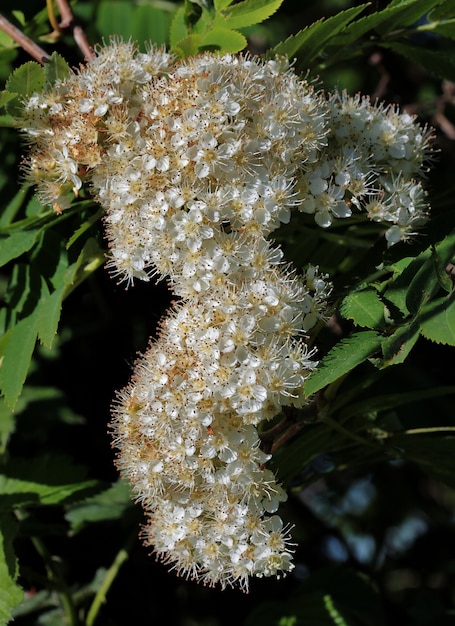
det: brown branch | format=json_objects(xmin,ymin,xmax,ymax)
[
  {"xmin": 0, "ymin": 13, "xmax": 50, "ymax": 64},
  {"xmin": 54, "ymin": 0, "xmax": 95, "ymax": 61},
  {"xmin": 54, "ymin": 0, "xmax": 74, "ymax": 29},
  {"xmin": 259, "ymin": 400, "xmax": 320, "ymax": 455}
]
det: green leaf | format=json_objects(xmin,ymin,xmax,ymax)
[
  {"xmin": 387, "ymin": 435, "xmax": 455, "ymax": 486},
  {"xmin": 0, "ymin": 456, "xmax": 104, "ymax": 508},
  {"xmin": 304, "ymin": 331, "xmax": 382, "ymax": 396},
  {"xmin": 200, "ymin": 27, "xmax": 247, "ymax": 52},
  {"xmin": 419, "ymin": 293, "xmax": 455, "ymax": 345},
  {"xmin": 381, "ymin": 42, "xmax": 455, "ymax": 82},
  {"xmin": 44, "ymin": 52, "xmax": 71, "ymax": 86},
  {"xmin": 0, "ymin": 311, "xmax": 39, "ymax": 410},
  {"xmin": 214, "ymin": 0, "xmax": 235, "ymax": 9},
  {"xmin": 173, "ymin": 34, "xmax": 203, "ymax": 57},
  {"xmin": 375, "ymin": 0, "xmax": 443, "ymax": 32},
  {"xmin": 170, "ymin": 6, "xmax": 188, "ymax": 49},
  {"xmin": 5, "ymin": 61, "xmax": 45, "ymax": 96},
  {"xmin": 340, "ymin": 287, "xmax": 385, "ymax": 329},
  {"xmin": 339, "ymin": 386, "xmax": 455, "ymax": 420},
  {"xmin": 0, "ymin": 228, "xmax": 42, "ymax": 268},
  {"xmin": 65, "ymin": 480, "xmax": 133, "ymax": 533},
  {"xmin": 406, "ymin": 233, "xmax": 455, "ymax": 314},
  {"xmin": 0, "ymin": 514, "xmax": 23, "ymax": 624},
  {"xmin": 218, "ymin": 0, "xmax": 283, "ymax": 30},
  {"xmin": 5, "ymin": 62, "xmax": 45, "ymax": 116},
  {"xmin": 95, "ymin": 0, "xmax": 134, "ymax": 39},
  {"xmin": 271, "ymin": 5, "xmax": 367, "ymax": 65},
  {"xmin": 428, "ymin": 0, "xmax": 455, "ymax": 20},
  {"xmin": 0, "ymin": 90, "xmax": 16, "ymax": 109},
  {"xmin": 131, "ymin": 5, "xmax": 174, "ymax": 47},
  {"xmin": 380, "ymin": 319, "xmax": 421, "ymax": 366},
  {"xmin": 0, "ymin": 397, "xmax": 16, "ymax": 455}
]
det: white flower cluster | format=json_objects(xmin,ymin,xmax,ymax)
[{"xmin": 19, "ymin": 41, "xmax": 431, "ymax": 589}]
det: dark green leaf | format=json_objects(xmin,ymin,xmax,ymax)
[
  {"xmin": 375, "ymin": 0, "xmax": 443, "ymax": 33},
  {"xmin": 0, "ymin": 514, "xmax": 23, "ymax": 624},
  {"xmin": 428, "ymin": 0, "xmax": 455, "ymax": 20},
  {"xmin": 271, "ymin": 5, "xmax": 368, "ymax": 65},
  {"xmin": 381, "ymin": 42, "xmax": 455, "ymax": 82},
  {"xmin": 44, "ymin": 52, "xmax": 71, "ymax": 87},
  {"xmin": 65, "ymin": 480, "xmax": 133, "ymax": 533},
  {"xmin": 304, "ymin": 331, "xmax": 382, "ymax": 396},
  {"xmin": 0, "ymin": 228, "xmax": 42, "ymax": 268},
  {"xmin": 0, "ymin": 456, "xmax": 105, "ymax": 508},
  {"xmin": 387, "ymin": 435, "xmax": 455, "ymax": 486},
  {"xmin": 339, "ymin": 386, "xmax": 455, "ymax": 420},
  {"xmin": 0, "ymin": 311, "xmax": 39, "ymax": 410}
]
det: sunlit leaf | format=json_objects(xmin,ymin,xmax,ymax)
[
  {"xmin": 200, "ymin": 27, "xmax": 247, "ymax": 52},
  {"xmin": 218, "ymin": 0, "xmax": 283, "ymax": 30},
  {"xmin": 65, "ymin": 480, "xmax": 133, "ymax": 533},
  {"xmin": 304, "ymin": 331, "xmax": 382, "ymax": 397},
  {"xmin": 340, "ymin": 287, "xmax": 385, "ymax": 329},
  {"xmin": 271, "ymin": 5, "xmax": 367, "ymax": 65},
  {"xmin": 419, "ymin": 293, "xmax": 455, "ymax": 345}
]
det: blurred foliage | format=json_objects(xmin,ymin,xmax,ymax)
[{"xmin": 0, "ymin": 0, "xmax": 454, "ymax": 625}]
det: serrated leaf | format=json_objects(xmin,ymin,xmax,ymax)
[
  {"xmin": 381, "ymin": 319, "xmax": 421, "ymax": 366},
  {"xmin": 0, "ymin": 514, "xmax": 23, "ymax": 624},
  {"xmin": 341, "ymin": 287, "xmax": 385, "ymax": 329},
  {"xmin": 0, "ymin": 90, "xmax": 16, "ymax": 109},
  {"xmin": 375, "ymin": 0, "xmax": 443, "ymax": 33},
  {"xmin": 170, "ymin": 6, "xmax": 188, "ymax": 48},
  {"xmin": 271, "ymin": 5, "xmax": 367, "ymax": 65},
  {"xmin": 406, "ymin": 232, "xmax": 455, "ymax": 314},
  {"xmin": 0, "ymin": 311, "xmax": 39, "ymax": 410},
  {"xmin": 218, "ymin": 0, "xmax": 283, "ymax": 30},
  {"xmin": 0, "ymin": 229, "xmax": 43, "ymax": 268},
  {"xmin": 0, "ymin": 456, "xmax": 104, "ymax": 508},
  {"xmin": 173, "ymin": 34, "xmax": 203, "ymax": 57},
  {"xmin": 339, "ymin": 386, "xmax": 455, "ymax": 420},
  {"xmin": 419, "ymin": 293, "xmax": 455, "ymax": 345},
  {"xmin": 381, "ymin": 41, "xmax": 455, "ymax": 81},
  {"xmin": 387, "ymin": 435, "xmax": 455, "ymax": 487},
  {"xmin": 304, "ymin": 331, "xmax": 382, "ymax": 397},
  {"xmin": 428, "ymin": 0, "xmax": 455, "ymax": 20},
  {"xmin": 214, "ymin": 0, "xmax": 235, "ymax": 9},
  {"xmin": 201, "ymin": 27, "xmax": 247, "ymax": 52},
  {"xmin": 5, "ymin": 61, "xmax": 45, "ymax": 96},
  {"xmin": 5, "ymin": 62, "xmax": 45, "ymax": 116},
  {"xmin": 0, "ymin": 397, "xmax": 16, "ymax": 454},
  {"xmin": 65, "ymin": 480, "xmax": 133, "ymax": 533},
  {"xmin": 44, "ymin": 52, "xmax": 71, "ymax": 86}
]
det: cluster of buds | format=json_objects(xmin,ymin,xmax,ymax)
[{"xmin": 19, "ymin": 41, "xmax": 431, "ymax": 589}]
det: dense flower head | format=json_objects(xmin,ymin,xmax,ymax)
[{"xmin": 19, "ymin": 40, "xmax": 432, "ymax": 589}]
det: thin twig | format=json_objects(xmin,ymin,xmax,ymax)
[
  {"xmin": 85, "ymin": 533, "xmax": 136, "ymax": 626},
  {"xmin": 0, "ymin": 13, "xmax": 50, "ymax": 64},
  {"xmin": 54, "ymin": 0, "xmax": 95, "ymax": 61}
]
